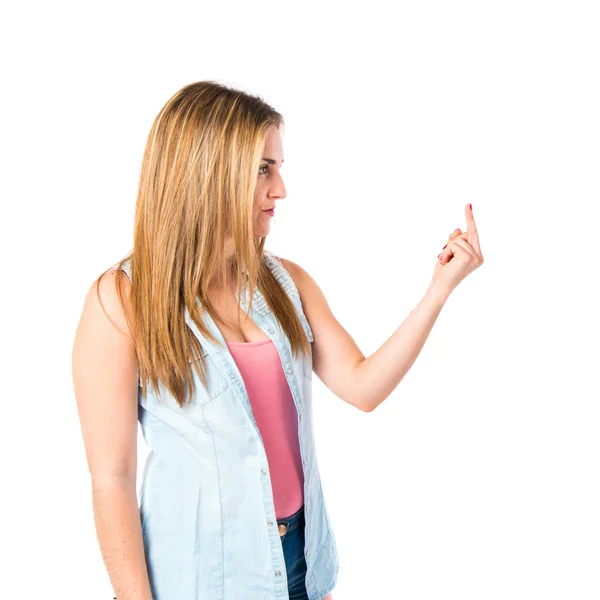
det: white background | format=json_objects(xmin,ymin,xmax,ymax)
[{"xmin": 2, "ymin": 1, "xmax": 599, "ymax": 598}]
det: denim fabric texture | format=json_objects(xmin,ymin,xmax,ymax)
[
  {"xmin": 279, "ymin": 505, "xmax": 310, "ymax": 600},
  {"xmin": 117, "ymin": 251, "xmax": 340, "ymax": 600}
]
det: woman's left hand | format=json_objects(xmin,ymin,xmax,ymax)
[{"xmin": 429, "ymin": 203, "xmax": 484, "ymax": 295}]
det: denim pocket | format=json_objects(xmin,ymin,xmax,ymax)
[{"xmin": 188, "ymin": 348, "xmax": 230, "ymax": 406}]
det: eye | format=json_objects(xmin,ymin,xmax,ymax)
[{"xmin": 259, "ymin": 164, "xmax": 269, "ymax": 175}]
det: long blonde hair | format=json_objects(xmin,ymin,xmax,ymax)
[{"xmin": 95, "ymin": 80, "xmax": 311, "ymax": 409}]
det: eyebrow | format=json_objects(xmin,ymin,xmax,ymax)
[{"xmin": 261, "ymin": 157, "xmax": 284, "ymax": 165}]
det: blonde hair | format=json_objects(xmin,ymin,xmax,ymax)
[{"xmin": 94, "ymin": 80, "xmax": 310, "ymax": 408}]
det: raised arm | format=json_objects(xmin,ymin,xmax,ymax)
[
  {"xmin": 72, "ymin": 268, "xmax": 152, "ymax": 600},
  {"xmin": 281, "ymin": 205, "xmax": 483, "ymax": 413},
  {"xmin": 281, "ymin": 258, "xmax": 450, "ymax": 413}
]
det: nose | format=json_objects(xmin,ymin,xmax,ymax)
[{"xmin": 269, "ymin": 171, "xmax": 286, "ymax": 200}]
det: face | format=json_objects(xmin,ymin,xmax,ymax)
[
  {"xmin": 253, "ymin": 125, "xmax": 286, "ymax": 237},
  {"xmin": 216, "ymin": 125, "xmax": 286, "ymax": 285}
]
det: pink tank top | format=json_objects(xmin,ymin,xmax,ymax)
[{"xmin": 226, "ymin": 338, "xmax": 304, "ymax": 519}]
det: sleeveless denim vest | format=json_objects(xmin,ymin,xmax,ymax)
[{"xmin": 118, "ymin": 251, "xmax": 340, "ymax": 600}]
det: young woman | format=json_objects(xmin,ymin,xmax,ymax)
[{"xmin": 72, "ymin": 81, "xmax": 483, "ymax": 600}]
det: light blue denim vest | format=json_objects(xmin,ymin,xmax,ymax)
[{"xmin": 119, "ymin": 250, "xmax": 340, "ymax": 600}]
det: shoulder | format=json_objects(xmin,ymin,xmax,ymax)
[
  {"xmin": 269, "ymin": 254, "xmax": 317, "ymax": 306},
  {"xmin": 277, "ymin": 257, "xmax": 306, "ymax": 287},
  {"xmin": 83, "ymin": 267, "xmax": 135, "ymax": 343},
  {"xmin": 265, "ymin": 250, "xmax": 304, "ymax": 286}
]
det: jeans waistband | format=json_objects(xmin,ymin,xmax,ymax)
[{"xmin": 276, "ymin": 505, "xmax": 304, "ymax": 537}]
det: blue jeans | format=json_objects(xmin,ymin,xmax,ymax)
[{"xmin": 278, "ymin": 505, "xmax": 309, "ymax": 600}]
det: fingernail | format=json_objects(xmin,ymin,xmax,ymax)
[
  {"xmin": 469, "ymin": 203, "xmax": 472, "ymax": 210},
  {"xmin": 442, "ymin": 244, "xmax": 447, "ymax": 249},
  {"xmin": 438, "ymin": 253, "xmax": 442, "ymax": 259}
]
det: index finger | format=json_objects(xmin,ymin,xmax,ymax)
[{"xmin": 465, "ymin": 203, "xmax": 481, "ymax": 255}]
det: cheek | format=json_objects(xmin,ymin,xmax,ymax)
[{"xmin": 253, "ymin": 187, "xmax": 266, "ymax": 211}]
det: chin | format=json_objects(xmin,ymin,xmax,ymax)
[{"xmin": 254, "ymin": 226, "xmax": 270, "ymax": 237}]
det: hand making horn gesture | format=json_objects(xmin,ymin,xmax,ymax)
[{"xmin": 430, "ymin": 203, "xmax": 484, "ymax": 295}]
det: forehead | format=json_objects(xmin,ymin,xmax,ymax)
[{"xmin": 263, "ymin": 126, "xmax": 284, "ymax": 154}]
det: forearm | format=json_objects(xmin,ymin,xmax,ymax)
[
  {"xmin": 356, "ymin": 281, "xmax": 451, "ymax": 412},
  {"xmin": 92, "ymin": 477, "xmax": 153, "ymax": 600}
]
